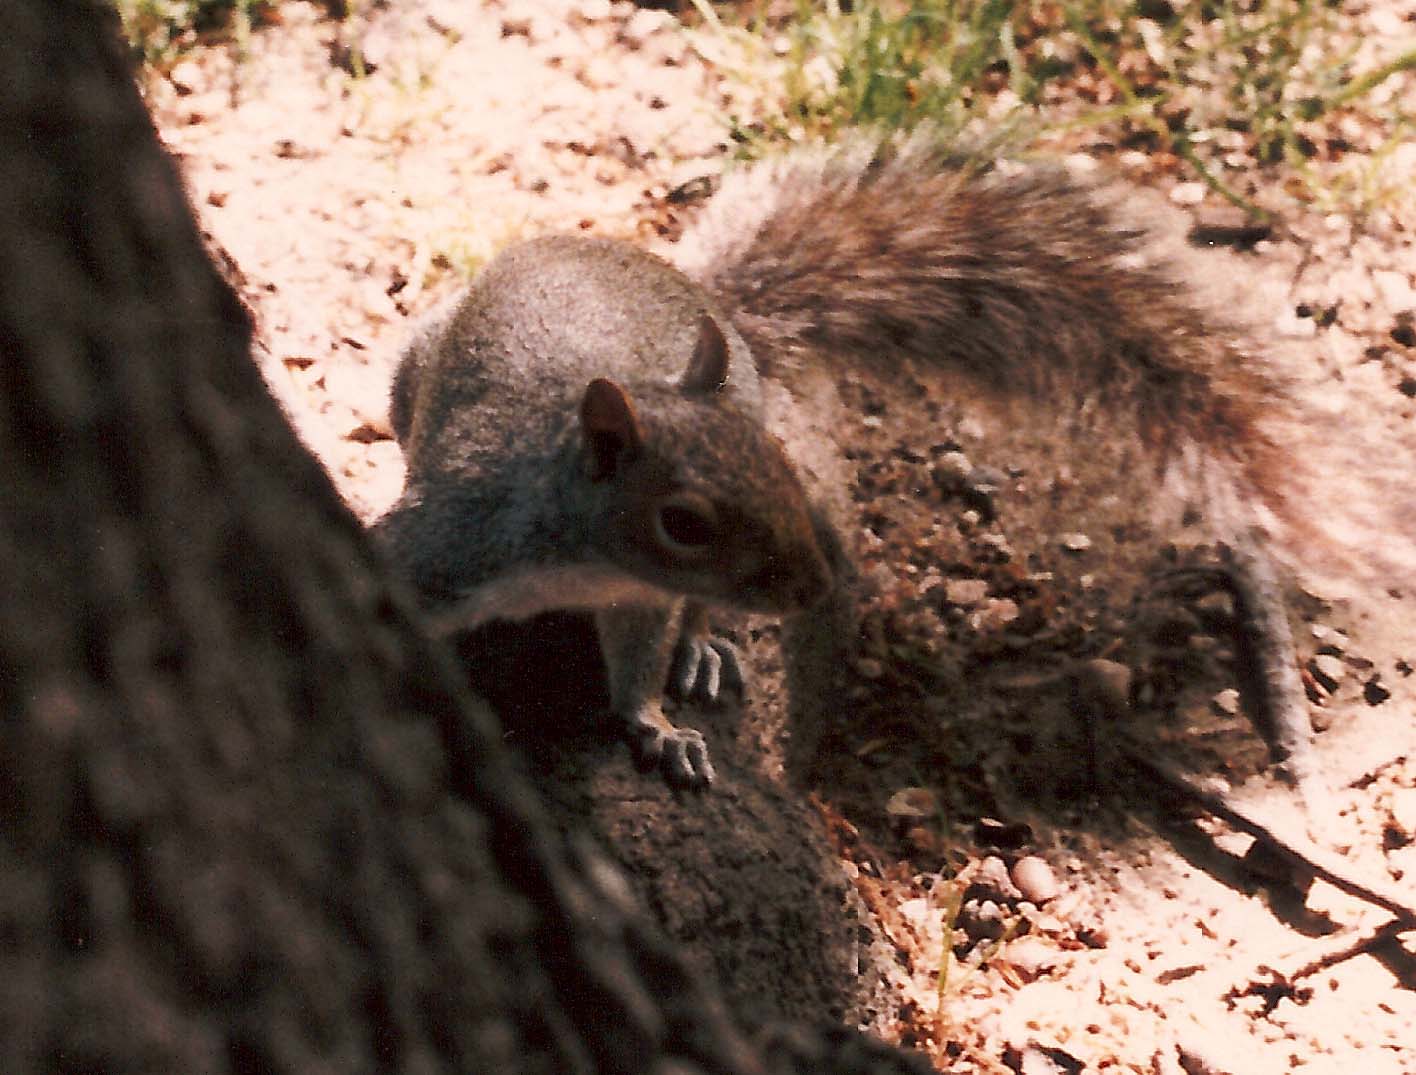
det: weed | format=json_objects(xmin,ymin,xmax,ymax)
[
  {"xmin": 112, "ymin": 0, "xmax": 271, "ymax": 66},
  {"xmin": 691, "ymin": 0, "xmax": 1415, "ymax": 216}
]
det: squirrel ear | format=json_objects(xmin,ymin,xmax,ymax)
[
  {"xmin": 580, "ymin": 378, "xmax": 643, "ymax": 481},
  {"xmin": 679, "ymin": 314, "xmax": 730, "ymax": 396}
]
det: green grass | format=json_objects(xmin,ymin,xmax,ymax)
[
  {"xmin": 692, "ymin": 0, "xmax": 1415, "ymax": 217},
  {"xmin": 112, "ymin": 0, "xmax": 270, "ymax": 66}
]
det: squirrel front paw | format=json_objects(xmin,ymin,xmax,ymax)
[
  {"xmin": 668, "ymin": 634, "xmax": 744, "ymax": 703},
  {"xmin": 627, "ymin": 709, "xmax": 716, "ymax": 789}
]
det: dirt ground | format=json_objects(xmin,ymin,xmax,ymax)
[{"xmin": 142, "ymin": 2, "xmax": 1416, "ymax": 1071}]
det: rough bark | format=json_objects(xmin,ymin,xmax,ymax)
[
  {"xmin": 0, "ymin": 3, "xmax": 930, "ymax": 1072},
  {"xmin": 456, "ymin": 614, "xmax": 881, "ymax": 1032}
]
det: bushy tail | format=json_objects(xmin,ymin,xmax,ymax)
[{"xmin": 668, "ymin": 133, "xmax": 1416, "ymax": 597}]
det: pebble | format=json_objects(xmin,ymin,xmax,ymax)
[
  {"xmin": 959, "ymin": 898, "xmax": 1008, "ymax": 942},
  {"xmin": 1309, "ymin": 654, "xmax": 1346, "ymax": 692},
  {"xmin": 1004, "ymin": 937, "xmax": 1061, "ymax": 982},
  {"xmin": 945, "ymin": 578, "xmax": 989, "ymax": 606},
  {"xmin": 933, "ymin": 450, "xmax": 974, "ymax": 492},
  {"xmin": 168, "ymin": 60, "xmax": 202, "ymax": 95},
  {"xmin": 1211, "ymin": 687, "xmax": 1242, "ymax": 716},
  {"xmin": 886, "ymin": 786, "xmax": 938, "ymax": 823},
  {"xmin": 620, "ymin": 7, "xmax": 670, "ymax": 47},
  {"xmin": 1059, "ymin": 532, "xmax": 1092, "ymax": 553},
  {"xmin": 971, "ymin": 856, "xmax": 1020, "ymax": 900},
  {"xmin": 1010, "ymin": 855, "xmax": 1060, "ymax": 904},
  {"xmin": 1169, "ymin": 181, "xmax": 1207, "ymax": 206},
  {"xmin": 972, "ymin": 598, "xmax": 1020, "ymax": 631},
  {"xmin": 898, "ymin": 897, "xmax": 934, "ymax": 930},
  {"xmin": 977, "ymin": 533, "xmax": 1012, "ymax": 558}
]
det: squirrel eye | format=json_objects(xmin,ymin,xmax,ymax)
[{"xmin": 655, "ymin": 499, "xmax": 716, "ymax": 551}]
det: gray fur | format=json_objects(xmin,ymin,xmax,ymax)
[
  {"xmin": 670, "ymin": 132, "xmax": 1416, "ymax": 590},
  {"xmin": 377, "ymin": 135, "xmax": 1414, "ymax": 789},
  {"xmin": 373, "ymin": 235, "xmax": 832, "ymax": 788}
]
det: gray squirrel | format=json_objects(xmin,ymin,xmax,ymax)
[
  {"xmin": 374, "ymin": 236, "xmax": 833, "ymax": 786},
  {"xmin": 374, "ymin": 133, "xmax": 1414, "ymax": 789}
]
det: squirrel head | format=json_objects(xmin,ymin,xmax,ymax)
[{"xmin": 578, "ymin": 357, "xmax": 832, "ymax": 614}]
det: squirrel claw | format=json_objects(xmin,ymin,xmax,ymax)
[
  {"xmin": 628, "ymin": 712, "xmax": 715, "ymax": 788},
  {"xmin": 669, "ymin": 635, "xmax": 744, "ymax": 703}
]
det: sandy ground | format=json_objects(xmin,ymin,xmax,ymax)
[{"xmin": 143, "ymin": 2, "xmax": 1416, "ymax": 1071}]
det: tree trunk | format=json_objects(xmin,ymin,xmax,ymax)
[{"xmin": 0, "ymin": 3, "xmax": 929, "ymax": 1072}]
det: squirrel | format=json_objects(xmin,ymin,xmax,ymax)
[
  {"xmin": 373, "ymin": 235, "xmax": 833, "ymax": 787},
  {"xmin": 374, "ymin": 131, "xmax": 1414, "ymax": 790}
]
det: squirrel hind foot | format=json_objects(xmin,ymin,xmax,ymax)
[
  {"xmin": 668, "ymin": 634, "xmax": 744, "ymax": 704},
  {"xmin": 627, "ymin": 707, "xmax": 716, "ymax": 789}
]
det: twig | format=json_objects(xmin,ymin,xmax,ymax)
[
  {"xmin": 1117, "ymin": 737, "xmax": 1416, "ymax": 927},
  {"xmin": 1264, "ymin": 918, "xmax": 1409, "ymax": 985}
]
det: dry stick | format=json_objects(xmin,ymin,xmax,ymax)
[
  {"xmin": 1260, "ymin": 917, "xmax": 1410, "ymax": 987},
  {"xmin": 1117, "ymin": 736, "xmax": 1416, "ymax": 927}
]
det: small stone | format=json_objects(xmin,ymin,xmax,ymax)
[
  {"xmin": 970, "ymin": 856, "xmax": 1019, "ymax": 901},
  {"xmin": 1011, "ymin": 855, "xmax": 1060, "ymax": 904},
  {"xmin": 978, "ymin": 532, "xmax": 1013, "ymax": 558},
  {"xmin": 1003, "ymin": 936, "xmax": 1061, "ymax": 982},
  {"xmin": 168, "ymin": 60, "xmax": 202, "ymax": 95},
  {"xmin": 898, "ymin": 897, "xmax": 934, "ymax": 930},
  {"xmin": 945, "ymin": 578, "xmax": 990, "ymax": 606},
  {"xmin": 968, "ymin": 464, "xmax": 1007, "ymax": 494},
  {"xmin": 1059, "ymin": 532, "xmax": 1092, "ymax": 553},
  {"xmin": 886, "ymin": 787, "xmax": 938, "ymax": 823},
  {"xmin": 1211, "ymin": 688, "xmax": 1242, "ymax": 716},
  {"xmin": 933, "ymin": 450, "xmax": 974, "ymax": 492},
  {"xmin": 1309, "ymin": 654, "xmax": 1346, "ymax": 693},
  {"xmin": 1169, "ymin": 181, "xmax": 1206, "ymax": 206},
  {"xmin": 958, "ymin": 899, "xmax": 1007, "ymax": 942},
  {"xmin": 1075, "ymin": 919, "xmax": 1109, "ymax": 948},
  {"xmin": 973, "ymin": 598, "xmax": 1020, "ymax": 631}
]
